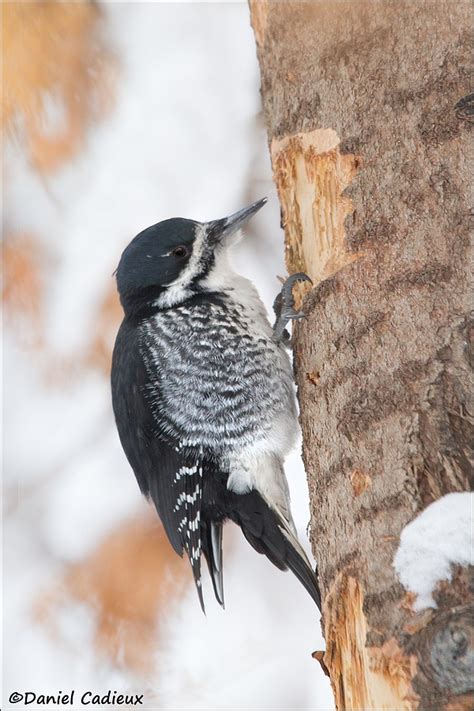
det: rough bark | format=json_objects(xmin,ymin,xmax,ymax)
[{"xmin": 249, "ymin": 2, "xmax": 473, "ymax": 709}]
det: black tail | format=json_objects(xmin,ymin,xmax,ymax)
[
  {"xmin": 232, "ymin": 489, "xmax": 321, "ymax": 610},
  {"xmin": 200, "ymin": 475, "xmax": 321, "ymax": 611},
  {"xmin": 202, "ymin": 520, "xmax": 225, "ymax": 608}
]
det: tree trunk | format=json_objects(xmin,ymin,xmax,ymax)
[{"xmin": 249, "ymin": 2, "xmax": 473, "ymax": 709}]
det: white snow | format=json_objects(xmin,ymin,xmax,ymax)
[{"xmin": 393, "ymin": 492, "xmax": 473, "ymax": 611}]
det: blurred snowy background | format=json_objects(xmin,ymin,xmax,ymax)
[{"xmin": 3, "ymin": 2, "xmax": 333, "ymax": 709}]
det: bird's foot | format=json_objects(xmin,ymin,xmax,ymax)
[{"xmin": 273, "ymin": 272, "xmax": 312, "ymax": 343}]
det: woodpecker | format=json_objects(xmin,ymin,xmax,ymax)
[{"xmin": 111, "ymin": 198, "xmax": 321, "ymax": 611}]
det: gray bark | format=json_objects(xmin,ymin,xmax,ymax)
[{"xmin": 250, "ymin": 2, "xmax": 473, "ymax": 709}]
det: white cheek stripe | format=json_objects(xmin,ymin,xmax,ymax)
[{"xmin": 156, "ymin": 224, "xmax": 207, "ymax": 308}]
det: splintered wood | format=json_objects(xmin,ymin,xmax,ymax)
[
  {"xmin": 324, "ymin": 575, "xmax": 419, "ymax": 711},
  {"xmin": 249, "ymin": 0, "xmax": 269, "ymax": 49},
  {"xmin": 271, "ymin": 129, "xmax": 360, "ymax": 287}
]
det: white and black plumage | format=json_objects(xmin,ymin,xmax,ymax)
[{"xmin": 111, "ymin": 198, "xmax": 321, "ymax": 611}]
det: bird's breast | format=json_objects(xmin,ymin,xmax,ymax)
[{"xmin": 140, "ymin": 298, "xmax": 296, "ymax": 452}]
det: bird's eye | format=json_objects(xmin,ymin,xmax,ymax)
[{"xmin": 171, "ymin": 245, "xmax": 189, "ymax": 258}]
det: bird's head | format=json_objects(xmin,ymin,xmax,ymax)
[{"xmin": 115, "ymin": 197, "xmax": 267, "ymax": 314}]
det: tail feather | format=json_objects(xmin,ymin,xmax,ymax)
[
  {"xmin": 242, "ymin": 528, "xmax": 287, "ymax": 571},
  {"xmin": 200, "ymin": 472, "xmax": 321, "ymax": 611},
  {"xmin": 232, "ymin": 490, "xmax": 321, "ymax": 610},
  {"xmin": 202, "ymin": 520, "xmax": 225, "ymax": 607},
  {"xmin": 281, "ymin": 529, "xmax": 322, "ymax": 608}
]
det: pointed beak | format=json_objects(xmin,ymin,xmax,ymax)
[{"xmin": 205, "ymin": 197, "xmax": 267, "ymax": 243}]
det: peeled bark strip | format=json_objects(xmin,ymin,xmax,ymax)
[
  {"xmin": 250, "ymin": 2, "xmax": 473, "ymax": 709},
  {"xmin": 272, "ymin": 129, "xmax": 361, "ymax": 285}
]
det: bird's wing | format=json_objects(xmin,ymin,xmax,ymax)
[{"xmin": 111, "ymin": 319, "xmax": 206, "ymax": 609}]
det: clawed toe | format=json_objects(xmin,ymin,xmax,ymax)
[{"xmin": 273, "ymin": 272, "xmax": 312, "ymax": 343}]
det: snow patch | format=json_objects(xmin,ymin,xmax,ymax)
[{"xmin": 393, "ymin": 492, "xmax": 473, "ymax": 611}]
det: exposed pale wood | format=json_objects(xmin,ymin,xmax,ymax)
[
  {"xmin": 271, "ymin": 129, "xmax": 361, "ymax": 286},
  {"xmin": 249, "ymin": 0, "xmax": 268, "ymax": 49},
  {"xmin": 324, "ymin": 575, "xmax": 419, "ymax": 710}
]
